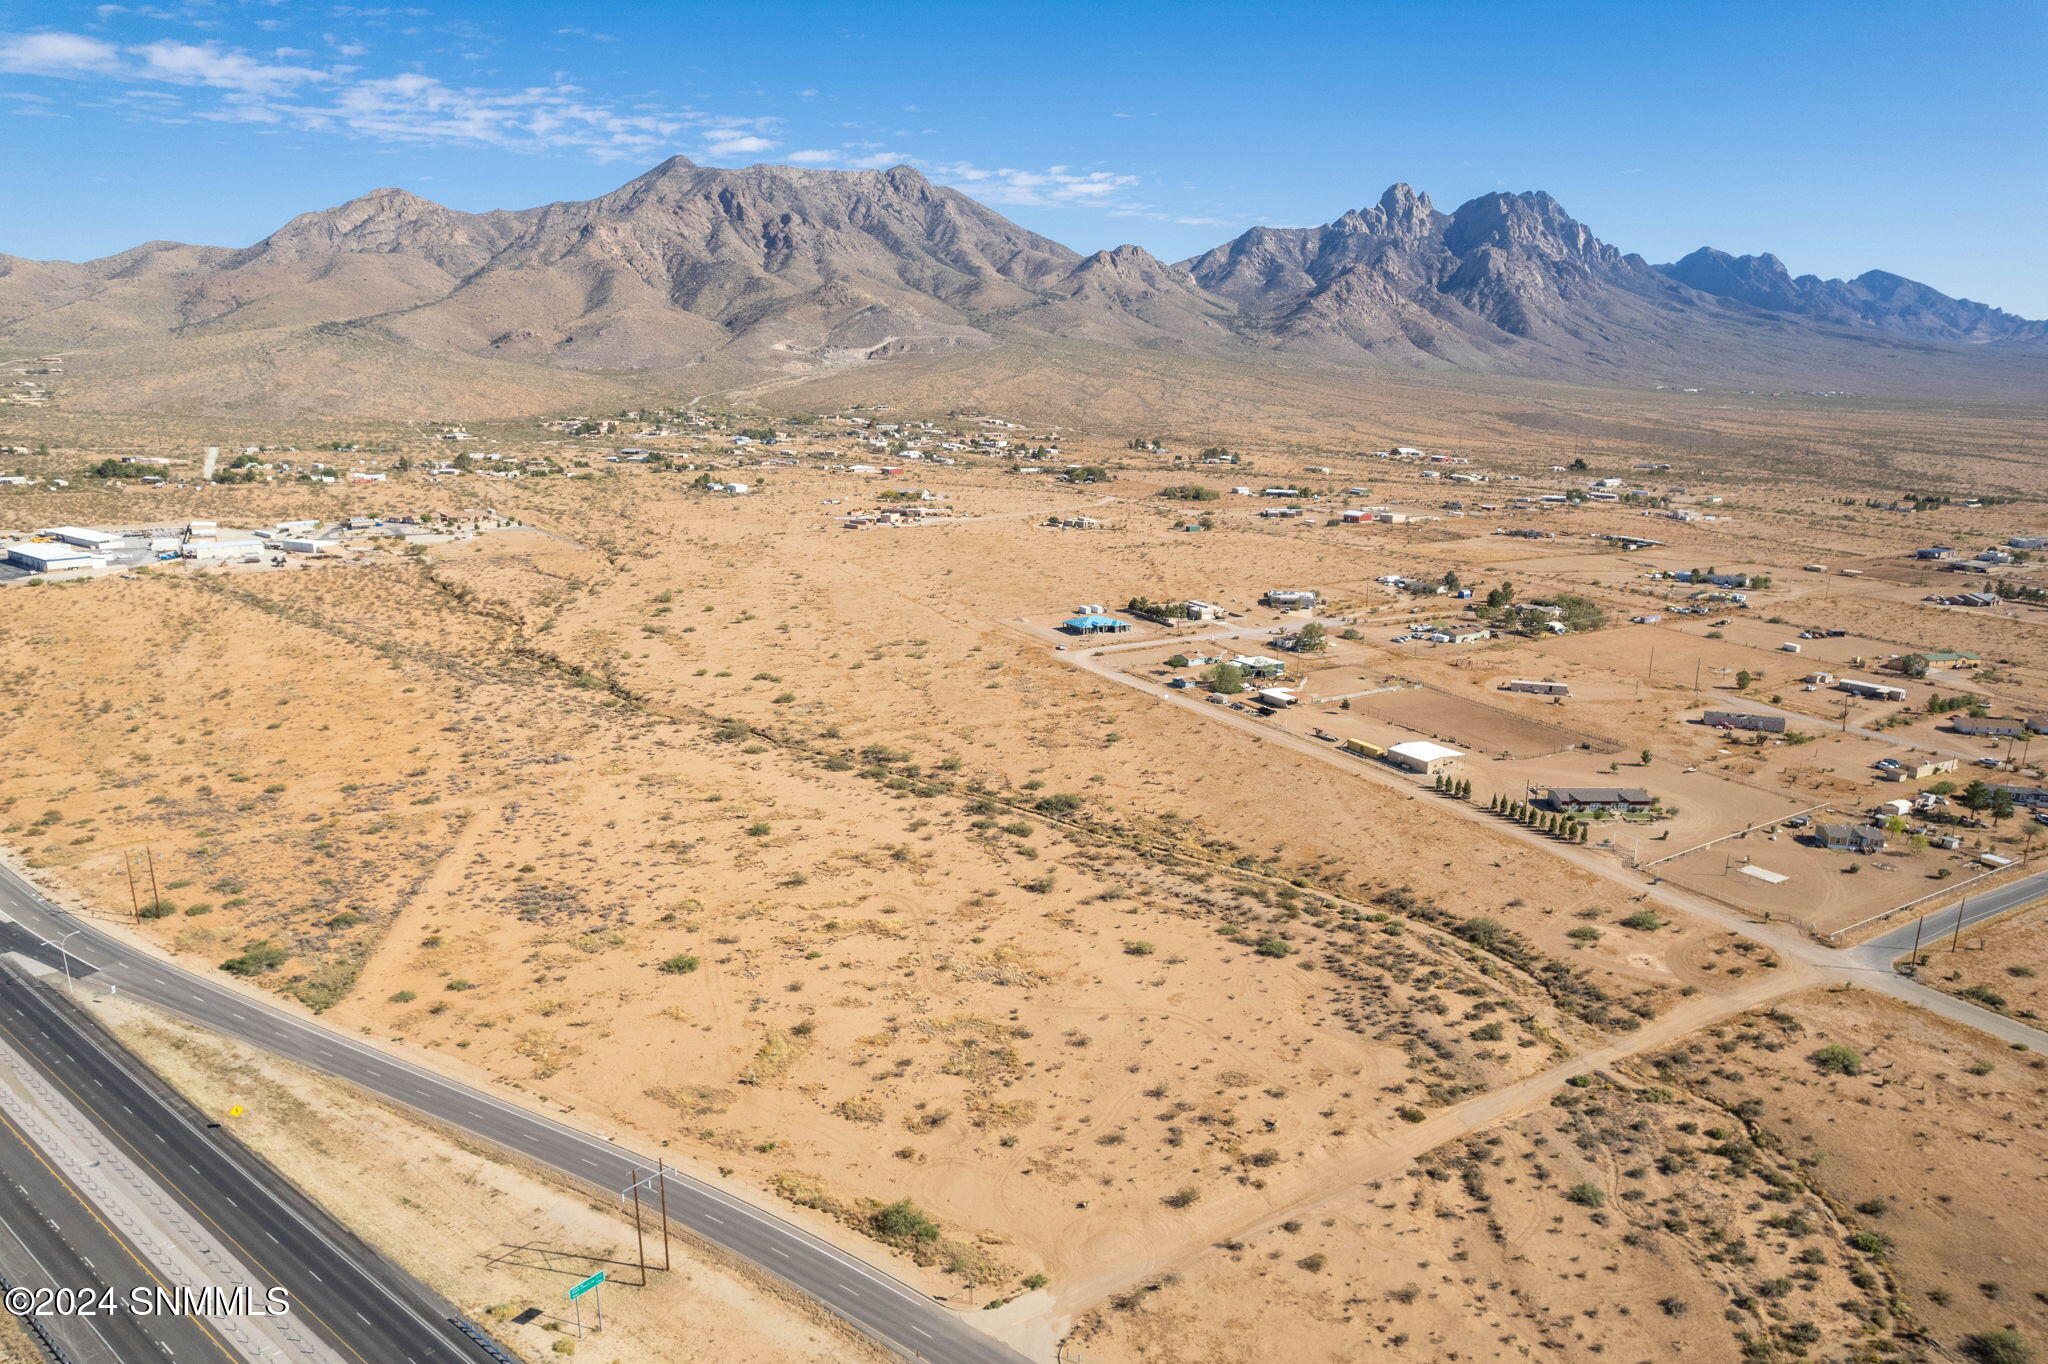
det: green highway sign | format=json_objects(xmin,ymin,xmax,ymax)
[{"xmin": 568, "ymin": 1271, "xmax": 606, "ymax": 1301}]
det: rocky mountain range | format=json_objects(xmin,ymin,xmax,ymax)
[{"xmin": 0, "ymin": 156, "xmax": 2040, "ymax": 415}]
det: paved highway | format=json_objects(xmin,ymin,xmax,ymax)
[
  {"xmin": 0, "ymin": 862, "xmax": 1030, "ymax": 1364},
  {"xmin": 0, "ymin": 961, "xmax": 483, "ymax": 1364},
  {"xmin": 1866, "ymin": 863, "xmax": 2048, "ymax": 956},
  {"xmin": 0, "ymin": 1091, "xmax": 232, "ymax": 1364}
]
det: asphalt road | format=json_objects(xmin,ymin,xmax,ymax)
[
  {"xmin": 0, "ymin": 863, "xmax": 1030, "ymax": 1364},
  {"xmin": 1867, "ymin": 863, "xmax": 2048, "ymax": 955},
  {"xmin": 0, "ymin": 962, "xmax": 483, "ymax": 1364},
  {"xmin": 0, "ymin": 1093, "xmax": 230, "ymax": 1364}
]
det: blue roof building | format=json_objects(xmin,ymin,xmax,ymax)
[{"xmin": 1062, "ymin": 614, "xmax": 1131, "ymax": 635}]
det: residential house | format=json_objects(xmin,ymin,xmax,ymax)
[
  {"xmin": 1948, "ymin": 717, "xmax": 2028, "ymax": 737},
  {"xmin": 1541, "ymin": 787, "xmax": 1652, "ymax": 814},
  {"xmin": 1702, "ymin": 710, "xmax": 1786, "ymax": 733},
  {"xmin": 1061, "ymin": 614, "xmax": 1130, "ymax": 636},
  {"xmin": 1817, "ymin": 824, "xmax": 1886, "ymax": 853}
]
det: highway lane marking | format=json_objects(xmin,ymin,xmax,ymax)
[
  {"xmin": 0, "ymin": 982, "xmax": 448, "ymax": 1364},
  {"xmin": 0, "ymin": 1093, "xmax": 241, "ymax": 1364},
  {"xmin": 0, "ymin": 906, "xmax": 998, "ymax": 1362}
]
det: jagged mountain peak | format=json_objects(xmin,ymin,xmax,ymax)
[{"xmin": 0, "ymin": 159, "xmax": 2039, "ymax": 417}]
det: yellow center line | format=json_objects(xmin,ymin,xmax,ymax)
[
  {"xmin": 0, "ymin": 1099, "xmax": 242, "ymax": 1363},
  {"xmin": 0, "ymin": 1002, "xmax": 381, "ymax": 1364}
]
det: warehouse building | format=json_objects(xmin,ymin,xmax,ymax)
[{"xmin": 4, "ymin": 542, "xmax": 104, "ymax": 573}]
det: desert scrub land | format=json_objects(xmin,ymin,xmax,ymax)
[
  {"xmin": 1645, "ymin": 988, "xmax": 2048, "ymax": 1360},
  {"xmin": 1072, "ymin": 1060, "xmax": 1905, "ymax": 1363},
  {"xmin": 1904, "ymin": 912, "xmax": 2048, "ymax": 1025},
  {"xmin": 0, "ymin": 520, "xmax": 1649, "ymax": 1296},
  {"xmin": 1, "ymin": 382, "xmax": 2042, "ymax": 1348},
  {"xmin": 97, "ymin": 994, "xmax": 882, "ymax": 1364}
]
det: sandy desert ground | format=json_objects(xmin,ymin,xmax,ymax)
[{"xmin": 1, "ymin": 375, "xmax": 2043, "ymax": 1359}]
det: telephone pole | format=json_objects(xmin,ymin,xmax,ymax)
[
  {"xmin": 657, "ymin": 1161, "xmax": 671, "ymax": 1271},
  {"xmin": 123, "ymin": 851, "xmax": 141, "ymax": 920},
  {"xmin": 144, "ymin": 846, "xmax": 161, "ymax": 914},
  {"xmin": 630, "ymin": 1168, "xmax": 647, "ymax": 1286}
]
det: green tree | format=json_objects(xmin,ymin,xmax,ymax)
[
  {"xmin": 1202, "ymin": 663, "xmax": 1247, "ymax": 694},
  {"xmin": 1294, "ymin": 622, "xmax": 1328, "ymax": 652}
]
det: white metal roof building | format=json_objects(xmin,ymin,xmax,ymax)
[
  {"xmin": 5, "ymin": 542, "xmax": 104, "ymax": 573},
  {"xmin": 1385, "ymin": 740, "xmax": 1463, "ymax": 773},
  {"xmin": 40, "ymin": 526, "xmax": 120, "ymax": 548}
]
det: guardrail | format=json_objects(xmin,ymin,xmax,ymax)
[{"xmin": 0, "ymin": 1271, "xmax": 81, "ymax": 1364}]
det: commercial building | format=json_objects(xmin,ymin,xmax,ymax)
[
  {"xmin": 4, "ymin": 542, "xmax": 104, "ymax": 573},
  {"xmin": 40, "ymin": 526, "xmax": 121, "ymax": 549},
  {"xmin": 181, "ymin": 538, "xmax": 265, "ymax": 562}
]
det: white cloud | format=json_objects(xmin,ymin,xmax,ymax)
[
  {"xmin": 0, "ymin": 29, "xmax": 749, "ymax": 159},
  {"xmin": 0, "ymin": 32, "xmax": 121, "ymax": 74},
  {"xmin": 0, "ymin": 30, "xmax": 1156, "ymax": 215},
  {"xmin": 134, "ymin": 40, "xmax": 326, "ymax": 94},
  {"xmin": 924, "ymin": 160, "xmax": 1141, "ymax": 208},
  {"xmin": 701, "ymin": 130, "xmax": 777, "ymax": 156}
]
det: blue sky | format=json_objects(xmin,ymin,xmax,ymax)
[{"xmin": 3, "ymin": 0, "xmax": 2044, "ymax": 313}]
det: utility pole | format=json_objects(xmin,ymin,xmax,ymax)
[
  {"xmin": 144, "ymin": 847, "xmax": 161, "ymax": 915},
  {"xmin": 630, "ymin": 1168, "xmax": 647, "ymax": 1286},
  {"xmin": 1949, "ymin": 894, "xmax": 1970, "ymax": 952},
  {"xmin": 657, "ymin": 1161, "xmax": 671, "ymax": 1271},
  {"xmin": 1908, "ymin": 905, "xmax": 1927, "ymax": 971},
  {"xmin": 123, "ymin": 851, "xmax": 141, "ymax": 921}
]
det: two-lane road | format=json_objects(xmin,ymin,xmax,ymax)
[
  {"xmin": 1864, "ymin": 864, "xmax": 2048, "ymax": 957},
  {"xmin": 0, "ymin": 860, "xmax": 1030, "ymax": 1364}
]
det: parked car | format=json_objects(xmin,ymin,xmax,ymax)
[{"xmin": 1874, "ymin": 758, "xmax": 1901, "ymax": 770}]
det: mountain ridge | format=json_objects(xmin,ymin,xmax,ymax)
[{"xmin": 2, "ymin": 160, "xmax": 2041, "ymax": 417}]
